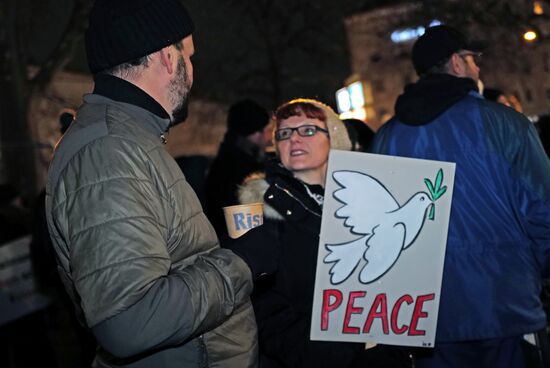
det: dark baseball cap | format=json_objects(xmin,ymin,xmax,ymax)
[{"xmin": 412, "ymin": 25, "xmax": 486, "ymax": 76}]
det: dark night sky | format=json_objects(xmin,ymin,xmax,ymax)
[{"xmin": 26, "ymin": 0, "xmax": 399, "ymax": 110}]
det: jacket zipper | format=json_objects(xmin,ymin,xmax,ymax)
[
  {"xmin": 273, "ymin": 183, "xmax": 322, "ymax": 218},
  {"xmin": 197, "ymin": 335, "xmax": 209, "ymax": 368}
]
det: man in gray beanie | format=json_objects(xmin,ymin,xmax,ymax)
[{"xmin": 45, "ymin": 1, "xmax": 275, "ymax": 366}]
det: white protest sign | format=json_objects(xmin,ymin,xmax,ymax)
[
  {"xmin": 311, "ymin": 151, "xmax": 455, "ymax": 347},
  {"xmin": 0, "ymin": 235, "xmax": 50, "ymax": 326}
]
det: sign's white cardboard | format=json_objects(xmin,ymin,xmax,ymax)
[{"xmin": 310, "ymin": 151, "xmax": 456, "ymax": 347}]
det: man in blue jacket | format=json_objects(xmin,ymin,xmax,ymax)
[{"xmin": 370, "ymin": 25, "xmax": 550, "ymax": 368}]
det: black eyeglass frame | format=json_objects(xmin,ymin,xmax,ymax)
[
  {"xmin": 274, "ymin": 124, "xmax": 329, "ymax": 141},
  {"xmin": 457, "ymin": 51, "xmax": 482, "ymax": 65}
]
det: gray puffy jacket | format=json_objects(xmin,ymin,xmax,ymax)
[{"xmin": 46, "ymin": 94, "xmax": 257, "ymax": 367}]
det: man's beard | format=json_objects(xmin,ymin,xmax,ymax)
[{"xmin": 169, "ymin": 55, "xmax": 191, "ymax": 126}]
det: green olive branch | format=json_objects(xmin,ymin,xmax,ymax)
[{"xmin": 424, "ymin": 168, "xmax": 447, "ymax": 220}]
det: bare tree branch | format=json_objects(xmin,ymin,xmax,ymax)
[{"xmin": 32, "ymin": 0, "xmax": 93, "ymax": 91}]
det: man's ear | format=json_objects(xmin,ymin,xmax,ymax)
[
  {"xmin": 158, "ymin": 46, "xmax": 175, "ymax": 75},
  {"xmin": 449, "ymin": 53, "xmax": 463, "ymax": 76}
]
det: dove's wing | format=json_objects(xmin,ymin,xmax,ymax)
[
  {"xmin": 359, "ymin": 223, "xmax": 406, "ymax": 284},
  {"xmin": 324, "ymin": 236, "xmax": 367, "ymax": 284},
  {"xmin": 332, "ymin": 171, "xmax": 399, "ymax": 235}
]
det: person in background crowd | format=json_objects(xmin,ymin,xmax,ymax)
[
  {"xmin": 30, "ymin": 110, "xmax": 96, "ymax": 368},
  {"xmin": 370, "ymin": 25, "xmax": 550, "ymax": 368},
  {"xmin": 0, "ymin": 183, "xmax": 56, "ymax": 368},
  {"xmin": 205, "ymin": 99, "xmax": 270, "ymax": 237},
  {"xmin": 174, "ymin": 154, "xmax": 212, "ymax": 207},
  {"xmin": 263, "ymin": 119, "xmax": 277, "ymax": 158},
  {"xmin": 0, "ymin": 184, "xmax": 30, "ymax": 244},
  {"xmin": 225, "ymin": 98, "xmax": 411, "ymax": 368},
  {"xmin": 45, "ymin": 0, "xmax": 276, "ymax": 366},
  {"xmin": 343, "ymin": 118, "xmax": 375, "ymax": 152},
  {"xmin": 507, "ymin": 93, "xmax": 524, "ymax": 113},
  {"xmin": 483, "ymin": 87, "xmax": 512, "ymax": 107},
  {"xmin": 32, "ymin": 110, "xmax": 75, "ymax": 293},
  {"xmin": 58, "ymin": 109, "xmax": 75, "ymax": 134}
]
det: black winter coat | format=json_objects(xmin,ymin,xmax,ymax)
[{"xmin": 230, "ymin": 161, "xmax": 411, "ymax": 368}]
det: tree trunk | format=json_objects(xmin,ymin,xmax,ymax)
[{"xmin": 0, "ymin": 0, "xmax": 36, "ymax": 198}]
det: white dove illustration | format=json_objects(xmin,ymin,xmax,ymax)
[{"xmin": 324, "ymin": 170, "xmax": 433, "ymax": 285}]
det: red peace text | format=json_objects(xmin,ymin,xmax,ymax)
[{"xmin": 321, "ymin": 289, "xmax": 435, "ymax": 336}]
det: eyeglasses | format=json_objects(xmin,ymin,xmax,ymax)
[
  {"xmin": 274, "ymin": 124, "xmax": 329, "ymax": 141},
  {"xmin": 458, "ymin": 51, "xmax": 482, "ymax": 65}
]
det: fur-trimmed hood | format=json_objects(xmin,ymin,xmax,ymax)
[{"xmin": 237, "ymin": 172, "xmax": 284, "ymax": 221}]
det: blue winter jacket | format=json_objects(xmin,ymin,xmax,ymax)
[{"xmin": 370, "ymin": 75, "xmax": 550, "ymax": 342}]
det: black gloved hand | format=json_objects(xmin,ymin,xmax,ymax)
[{"xmin": 221, "ymin": 222, "xmax": 279, "ymax": 281}]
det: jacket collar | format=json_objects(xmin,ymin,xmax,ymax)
[
  {"xmin": 93, "ymin": 74, "xmax": 170, "ymax": 120},
  {"xmin": 237, "ymin": 160, "xmax": 323, "ymax": 222},
  {"xmin": 87, "ymin": 74, "xmax": 172, "ymax": 138},
  {"xmin": 394, "ymin": 74, "xmax": 478, "ymax": 126},
  {"xmin": 265, "ymin": 161, "xmax": 323, "ymax": 218}
]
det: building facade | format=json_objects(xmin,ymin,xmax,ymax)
[
  {"xmin": 344, "ymin": 2, "xmax": 550, "ymax": 127},
  {"xmin": 30, "ymin": 70, "xmax": 228, "ymax": 190}
]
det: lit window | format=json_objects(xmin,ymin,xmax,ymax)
[
  {"xmin": 349, "ymin": 82, "xmax": 365, "ymax": 110},
  {"xmin": 336, "ymin": 88, "xmax": 351, "ymax": 113},
  {"xmin": 390, "ymin": 20, "xmax": 442, "ymax": 43},
  {"xmin": 534, "ymin": 1, "xmax": 544, "ymax": 15}
]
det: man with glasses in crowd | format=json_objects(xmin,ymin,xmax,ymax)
[{"xmin": 370, "ymin": 25, "xmax": 550, "ymax": 367}]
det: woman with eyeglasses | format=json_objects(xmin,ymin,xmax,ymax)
[{"xmin": 225, "ymin": 98, "xmax": 411, "ymax": 368}]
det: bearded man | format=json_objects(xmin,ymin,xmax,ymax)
[{"xmin": 44, "ymin": 1, "xmax": 272, "ymax": 366}]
